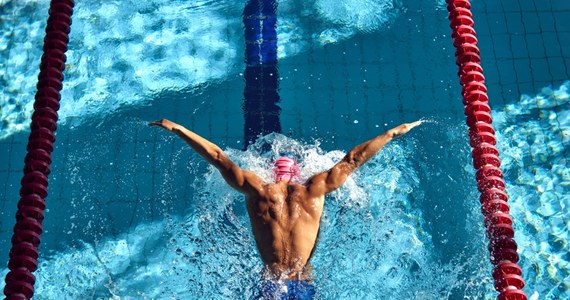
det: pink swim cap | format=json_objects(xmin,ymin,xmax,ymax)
[{"xmin": 273, "ymin": 157, "xmax": 299, "ymax": 182}]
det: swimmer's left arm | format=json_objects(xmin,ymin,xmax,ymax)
[
  {"xmin": 307, "ymin": 120, "xmax": 422, "ymax": 196},
  {"xmin": 149, "ymin": 119, "xmax": 263, "ymax": 195}
]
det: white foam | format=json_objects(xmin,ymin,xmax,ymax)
[{"xmin": 0, "ymin": 133, "xmax": 463, "ymax": 298}]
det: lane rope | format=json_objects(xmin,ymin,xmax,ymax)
[
  {"xmin": 3, "ymin": 1, "xmax": 74, "ymax": 299},
  {"xmin": 446, "ymin": 1, "xmax": 527, "ymax": 299}
]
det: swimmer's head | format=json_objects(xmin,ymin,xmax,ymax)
[{"xmin": 273, "ymin": 156, "xmax": 299, "ymax": 182}]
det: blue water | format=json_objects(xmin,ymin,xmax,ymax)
[{"xmin": 1, "ymin": 0, "xmax": 569, "ymax": 299}]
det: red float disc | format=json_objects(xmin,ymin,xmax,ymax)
[
  {"xmin": 480, "ymin": 189, "xmax": 509, "ymax": 203},
  {"xmin": 463, "ymin": 89, "xmax": 489, "ymax": 104},
  {"xmin": 497, "ymin": 289, "xmax": 527, "ymax": 300},
  {"xmin": 18, "ymin": 194, "xmax": 46, "ymax": 211},
  {"xmin": 7, "ymin": 254, "xmax": 38, "ymax": 272},
  {"xmin": 447, "ymin": 0, "xmax": 471, "ymax": 10},
  {"xmin": 470, "ymin": 132, "xmax": 497, "ymax": 148},
  {"xmin": 16, "ymin": 206, "xmax": 45, "ymax": 222},
  {"xmin": 465, "ymin": 100, "xmax": 491, "ymax": 115},
  {"xmin": 489, "ymin": 235, "xmax": 518, "ymax": 257},
  {"xmin": 39, "ymin": 66, "xmax": 64, "ymax": 81},
  {"xmin": 28, "ymin": 127, "xmax": 55, "ymax": 143},
  {"xmin": 454, "ymin": 33, "xmax": 478, "ymax": 46},
  {"xmin": 481, "ymin": 199, "xmax": 510, "ymax": 215},
  {"xmin": 461, "ymin": 70, "xmax": 485, "ymax": 84},
  {"xmin": 457, "ymin": 51, "xmax": 481, "ymax": 65},
  {"xmin": 485, "ymin": 212, "xmax": 513, "ymax": 227},
  {"xmin": 474, "ymin": 153, "xmax": 501, "ymax": 168},
  {"xmin": 43, "ymin": 36, "xmax": 68, "ymax": 52},
  {"xmin": 14, "ymin": 219, "xmax": 43, "ymax": 235},
  {"xmin": 452, "ymin": 25, "xmax": 476, "ymax": 39},
  {"xmin": 466, "ymin": 110, "xmax": 492, "ymax": 126},
  {"xmin": 20, "ymin": 182, "xmax": 48, "ymax": 198},
  {"xmin": 24, "ymin": 159, "xmax": 51, "ymax": 175},
  {"xmin": 472, "ymin": 144, "xmax": 499, "ymax": 162},
  {"xmin": 20, "ymin": 171, "xmax": 48, "ymax": 186},
  {"xmin": 9, "ymin": 243, "xmax": 39, "ymax": 261},
  {"xmin": 477, "ymin": 175, "xmax": 505, "ymax": 192},
  {"xmin": 25, "ymin": 149, "xmax": 52, "ymax": 164},
  {"xmin": 450, "ymin": 15, "xmax": 474, "ymax": 28},
  {"xmin": 37, "ymin": 77, "xmax": 62, "ymax": 91},
  {"xmin": 46, "ymin": 19, "xmax": 71, "ymax": 34},
  {"xmin": 45, "ymin": 30, "xmax": 69, "ymax": 45},
  {"xmin": 30, "ymin": 117, "xmax": 57, "ymax": 131},
  {"xmin": 493, "ymin": 262, "xmax": 523, "ymax": 277},
  {"xmin": 458, "ymin": 62, "xmax": 483, "ymax": 75},
  {"xmin": 473, "ymin": 121, "xmax": 495, "ymax": 133},
  {"xmin": 456, "ymin": 43, "xmax": 480, "ymax": 56},
  {"xmin": 3, "ymin": 279, "xmax": 35, "ymax": 299},
  {"xmin": 35, "ymin": 86, "xmax": 61, "ymax": 100},
  {"xmin": 33, "ymin": 107, "xmax": 58, "ymax": 119},
  {"xmin": 487, "ymin": 223, "xmax": 515, "ymax": 239},
  {"xmin": 12, "ymin": 230, "xmax": 41, "ymax": 247},
  {"xmin": 476, "ymin": 165, "xmax": 503, "ymax": 181},
  {"xmin": 26, "ymin": 138, "xmax": 54, "ymax": 153},
  {"xmin": 490, "ymin": 248, "xmax": 519, "ymax": 265},
  {"xmin": 33, "ymin": 96, "xmax": 60, "ymax": 111},
  {"xmin": 449, "ymin": 7, "xmax": 473, "ymax": 20},
  {"xmin": 41, "ymin": 53, "xmax": 65, "ymax": 71},
  {"xmin": 5, "ymin": 268, "xmax": 36, "ymax": 285},
  {"xmin": 49, "ymin": 11, "xmax": 71, "ymax": 25},
  {"xmin": 494, "ymin": 274, "xmax": 525, "ymax": 292}
]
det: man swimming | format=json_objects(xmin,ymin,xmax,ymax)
[{"xmin": 149, "ymin": 118, "xmax": 422, "ymax": 299}]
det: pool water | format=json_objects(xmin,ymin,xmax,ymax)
[{"xmin": 0, "ymin": 0, "xmax": 568, "ymax": 299}]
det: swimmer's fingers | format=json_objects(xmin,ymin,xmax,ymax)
[
  {"xmin": 390, "ymin": 120, "xmax": 422, "ymax": 137},
  {"xmin": 408, "ymin": 120, "xmax": 423, "ymax": 129},
  {"xmin": 148, "ymin": 119, "xmax": 176, "ymax": 131}
]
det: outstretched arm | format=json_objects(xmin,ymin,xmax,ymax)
[
  {"xmin": 307, "ymin": 120, "xmax": 422, "ymax": 196},
  {"xmin": 148, "ymin": 119, "xmax": 263, "ymax": 195}
]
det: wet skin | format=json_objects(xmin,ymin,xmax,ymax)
[
  {"xmin": 245, "ymin": 181, "xmax": 324, "ymax": 280},
  {"xmin": 149, "ymin": 118, "xmax": 421, "ymax": 280}
]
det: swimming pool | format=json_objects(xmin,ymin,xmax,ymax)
[{"xmin": 1, "ymin": 0, "xmax": 568, "ymax": 299}]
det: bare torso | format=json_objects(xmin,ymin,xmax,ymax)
[{"xmin": 245, "ymin": 181, "xmax": 324, "ymax": 280}]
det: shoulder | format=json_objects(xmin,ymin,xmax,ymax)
[{"xmin": 242, "ymin": 170, "xmax": 267, "ymax": 194}]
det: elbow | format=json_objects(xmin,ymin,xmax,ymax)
[
  {"xmin": 211, "ymin": 148, "xmax": 225, "ymax": 163},
  {"xmin": 386, "ymin": 129, "xmax": 397, "ymax": 139},
  {"xmin": 345, "ymin": 152, "xmax": 362, "ymax": 168}
]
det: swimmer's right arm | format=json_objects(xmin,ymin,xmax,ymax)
[
  {"xmin": 307, "ymin": 120, "xmax": 422, "ymax": 195},
  {"xmin": 148, "ymin": 119, "xmax": 263, "ymax": 194}
]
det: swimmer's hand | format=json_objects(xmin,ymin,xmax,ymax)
[
  {"xmin": 148, "ymin": 119, "xmax": 178, "ymax": 131},
  {"xmin": 389, "ymin": 120, "xmax": 422, "ymax": 138}
]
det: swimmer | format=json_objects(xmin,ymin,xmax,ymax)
[{"xmin": 149, "ymin": 118, "xmax": 422, "ymax": 299}]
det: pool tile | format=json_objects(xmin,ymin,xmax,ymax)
[
  {"xmin": 531, "ymin": 58, "xmax": 554, "ymax": 83},
  {"xmin": 547, "ymin": 57, "xmax": 568, "ymax": 82},
  {"xmin": 497, "ymin": 60, "xmax": 517, "ymax": 85},
  {"xmin": 525, "ymin": 34, "xmax": 547, "ymax": 58},
  {"xmin": 492, "ymin": 34, "xmax": 514, "ymax": 59},
  {"xmin": 553, "ymin": 12, "xmax": 570, "ymax": 31},
  {"xmin": 505, "ymin": 12, "xmax": 525, "ymax": 35},
  {"xmin": 513, "ymin": 59, "xmax": 533, "ymax": 83},
  {"xmin": 510, "ymin": 34, "xmax": 529, "ymax": 58},
  {"xmin": 551, "ymin": 1, "xmax": 570, "ymax": 11},
  {"xmin": 486, "ymin": 12, "xmax": 509, "ymax": 34},
  {"xmin": 558, "ymin": 32, "xmax": 570, "ymax": 57}
]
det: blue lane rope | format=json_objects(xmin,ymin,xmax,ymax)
[{"xmin": 242, "ymin": 0, "xmax": 281, "ymax": 147}]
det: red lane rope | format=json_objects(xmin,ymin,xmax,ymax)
[
  {"xmin": 3, "ymin": 0, "xmax": 74, "ymax": 299},
  {"xmin": 446, "ymin": 1, "xmax": 527, "ymax": 299}
]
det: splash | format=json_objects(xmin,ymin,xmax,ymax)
[{"xmin": 0, "ymin": 132, "xmax": 467, "ymax": 298}]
